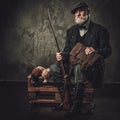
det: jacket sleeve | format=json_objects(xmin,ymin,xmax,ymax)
[{"xmin": 96, "ymin": 28, "xmax": 112, "ymax": 59}]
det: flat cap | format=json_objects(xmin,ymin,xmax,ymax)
[{"xmin": 71, "ymin": 2, "xmax": 89, "ymax": 14}]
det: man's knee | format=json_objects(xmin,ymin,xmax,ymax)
[{"xmin": 74, "ymin": 64, "xmax": 85, "ymax": 83}]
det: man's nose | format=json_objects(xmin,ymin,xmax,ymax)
[{"xmin": 76, "ymin": 12, "xmax": 81, "ymax": 16}]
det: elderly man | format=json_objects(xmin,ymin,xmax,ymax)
[{"xmin": 49, "ymin": 2, "xmax": 112, "ymax": 118}]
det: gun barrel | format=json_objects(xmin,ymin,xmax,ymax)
[{"xmin": 46, "ymin": 9, "xmax": 60, "ymax": 52}]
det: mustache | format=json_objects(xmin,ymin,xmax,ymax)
[
  {"xmin": 75, "ymin": 16, "xmax": 87, "ymax": 20},
  {"xmin": 75, "ymin": 15, "xmax": 89, "ymax": 24}
]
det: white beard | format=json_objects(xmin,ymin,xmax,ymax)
[{"xmin": 75, "ymin": 15, "xmax": 89, "ymax": 25}]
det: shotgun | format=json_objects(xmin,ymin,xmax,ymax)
[{"xmin": 46, "ymin": 9, "xmax": 70, "ymax": 110}]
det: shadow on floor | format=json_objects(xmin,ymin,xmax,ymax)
[{"xmin": 0, "ymin": 81, "xmax": 120, "ymax": 120}]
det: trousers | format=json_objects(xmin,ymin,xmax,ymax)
[{"xmin": 50, "ymin": 62, "xmax": 85, "ymax": 84}]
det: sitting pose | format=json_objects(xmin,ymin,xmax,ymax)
[
  {"xmin": 49, "ymin": 2, "xmax": 112, "ymax": 118},
  {"xmin": 29, "ymin": 2, "xmax": 112, "ymax": 119}
]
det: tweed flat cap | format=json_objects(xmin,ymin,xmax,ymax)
[{"xmin": 71, "ymin": 2, "xmax": 89, "ymax": 14}]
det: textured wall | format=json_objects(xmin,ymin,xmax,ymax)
[{"xmin": 0, "ymin": 0, "xmax": 119, "ymax": 83}]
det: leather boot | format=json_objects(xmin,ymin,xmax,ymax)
[
  {"xmin": 51, "ymin": 83, "xmax": 64, "ymax": 110},
  {"xmin": 64, "ymin": 83, "xmax": 85, "ymax": 118}
]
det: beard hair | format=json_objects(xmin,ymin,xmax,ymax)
[{"xmin": 75, "ymin": 15, "xmax": 89, "ymax": 25}]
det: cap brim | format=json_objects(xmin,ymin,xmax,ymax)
[{"xmin": 71, "ymin": 2, "xmax": 88, "ymax": 14}]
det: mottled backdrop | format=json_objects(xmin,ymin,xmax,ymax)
[{"xmin": 0, "ymin": 0, "xmax": 119, "ymax": 83}]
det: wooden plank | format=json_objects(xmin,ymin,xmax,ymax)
[
  {"xmin": 84, "ymin": 88, "xmax": 94, "ymax": 92},
  {"xmin": 28, "ymin": 86, "xmax": 59, "ymax": 92},
  {"xmin": 30, "ymin": 99, "xmax": 61, "ymax": 103}
]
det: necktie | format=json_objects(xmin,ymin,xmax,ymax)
[{"xmin": 79, "ymin": 25, "xmax": 87, "ymax": 30}]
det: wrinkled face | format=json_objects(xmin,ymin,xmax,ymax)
[{"xmin": 74, "ymin": 9, "xmax": 89, "ymax": 25}]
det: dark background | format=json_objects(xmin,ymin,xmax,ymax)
[
  {"xmin": 0, "ymin": 1, "xmax": 120, "ymax": 120},
  {"xmin": 0, "ymin": 0, "xmax": 120, "ymax": 83}
]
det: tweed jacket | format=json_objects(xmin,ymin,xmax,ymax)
[
  {"xmin": 63, "ymin": 21, "xmax": 112, "ymax": 62},
  {"xmin": 62, "ymin": 21, "xmax": 112, "ymax": 88}
]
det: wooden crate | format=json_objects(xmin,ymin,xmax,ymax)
[
  {"xmin": 28, "ymin": 75, "xmax": 62, "ymax": 105},
  {"xmin": 27, "ymin": 75, "xmax": 95, "ymax": 113}
]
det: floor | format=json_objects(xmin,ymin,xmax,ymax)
[{"xmin": 0, "ymin": 81, "xmax": 120, "ymax": 120}]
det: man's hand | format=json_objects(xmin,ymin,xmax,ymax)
[
  {"xmin": 56, "ymin": 52, "xmax": 63, "ymax": 61},
  {"xmin": 85, "ymin": 47, "xmax": 95, "ymax": 55}
]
